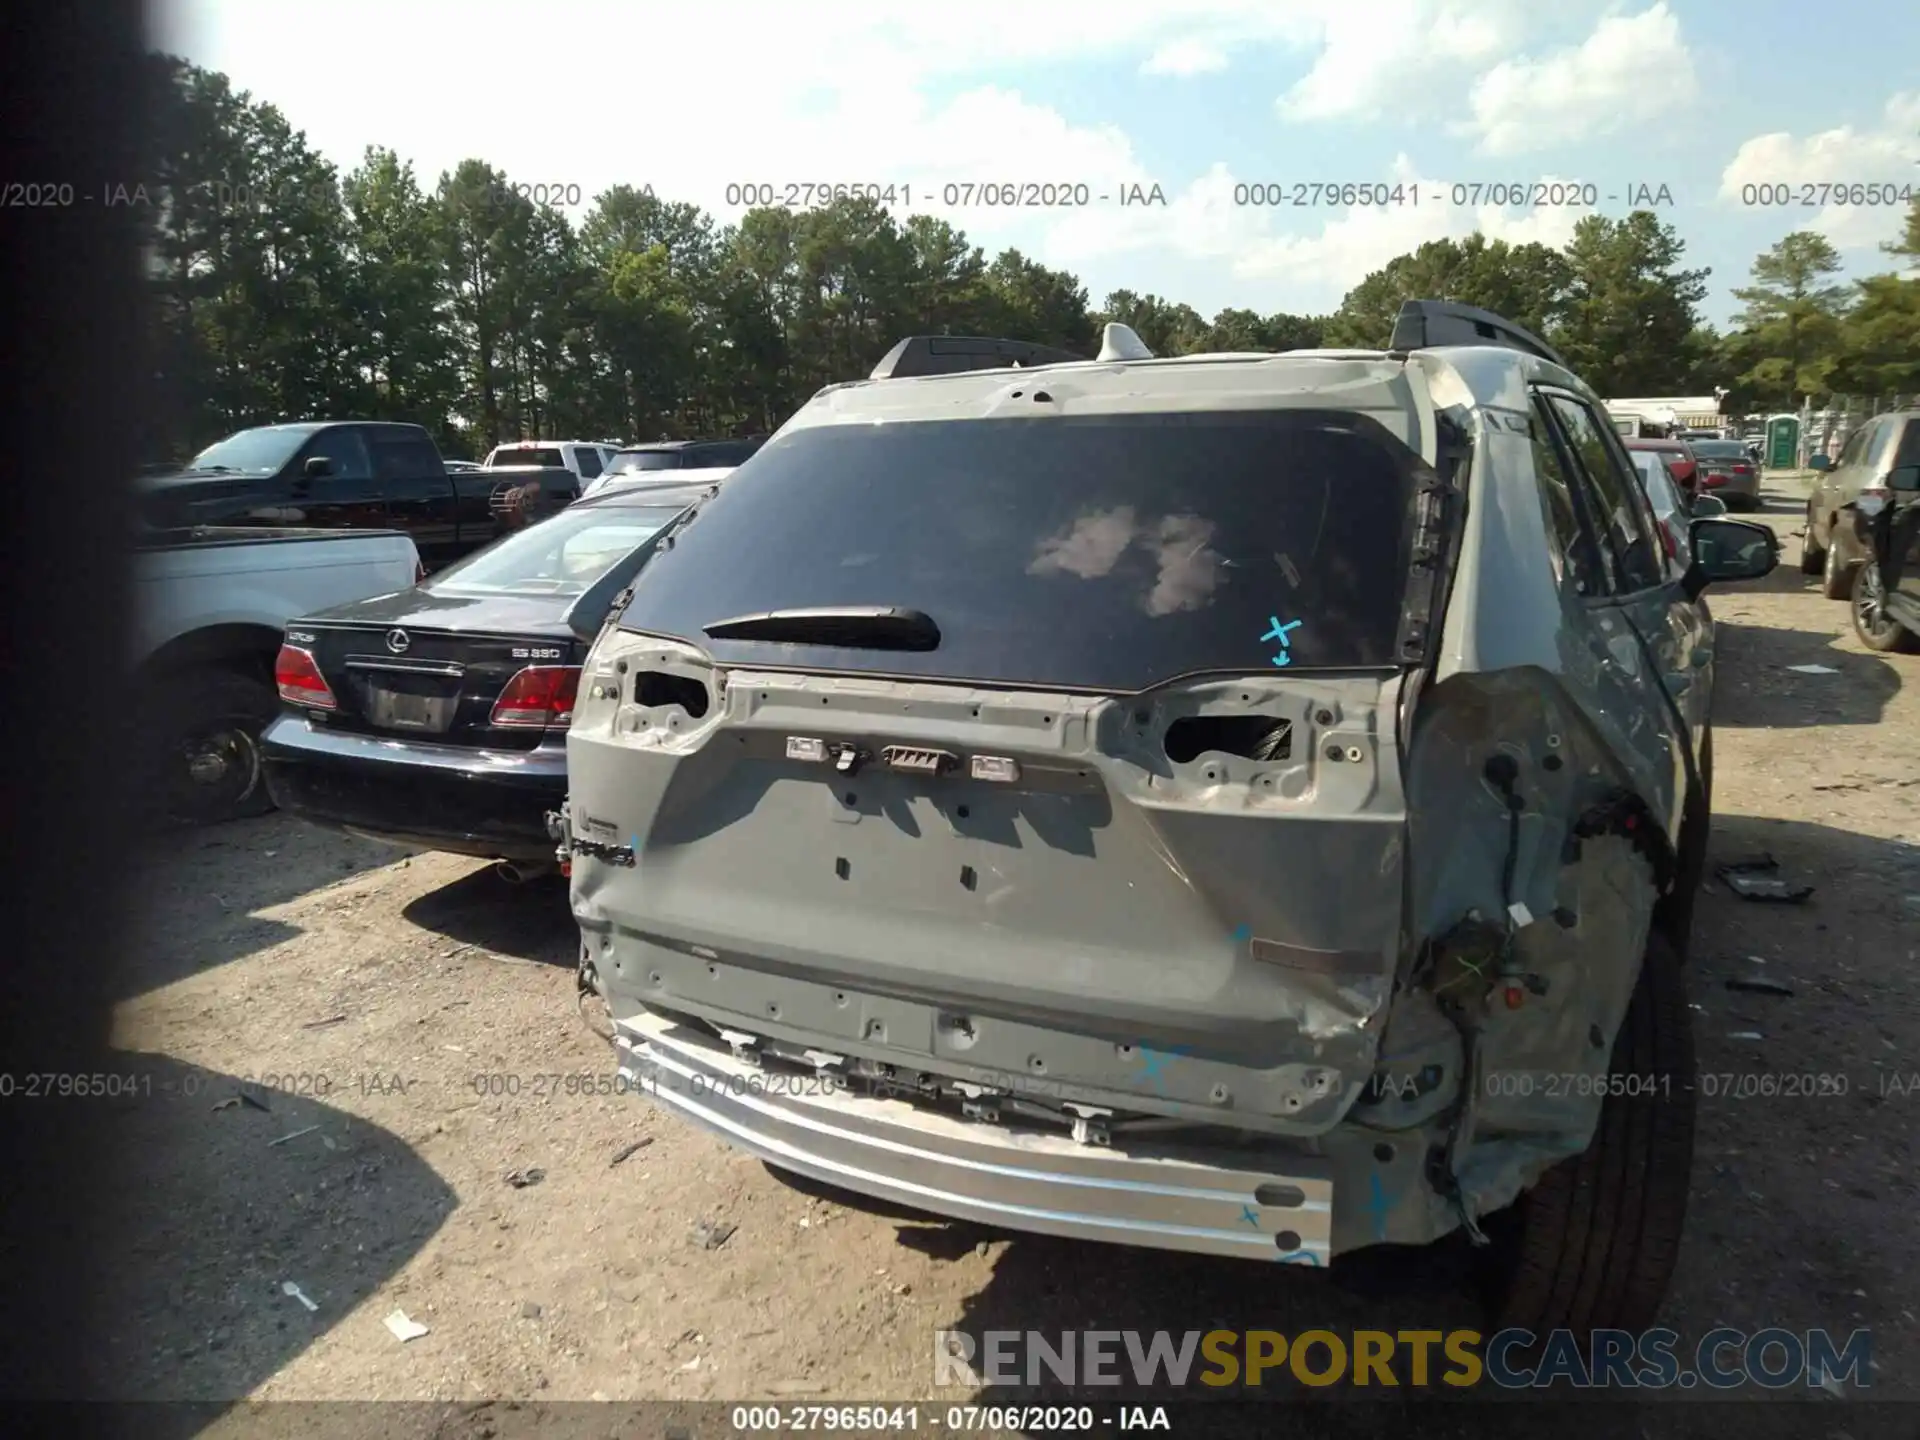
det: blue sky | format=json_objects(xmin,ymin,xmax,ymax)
[{"xmin": 159, "ymin": 0, "xmax": 1920, "ymax": 330}]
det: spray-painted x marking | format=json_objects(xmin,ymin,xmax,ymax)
[
  {"xmin": 1368, "ymin": 1172, "xmax": 1392, "ymax": 1241},
  {"xmin": 1261, "ymin": 616, "xmax": 1303, "ymax": 667},
  {"xmin": 1133, "ymin": 1043, "xmax": 1192, "ymax": 1092}
]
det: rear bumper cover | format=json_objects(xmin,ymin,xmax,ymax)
[
  {"xmin": 262, "ymin": 713, "xmax": 566, "ymax": 860},
  {"xmin": 615, "ymin": 1006, "xmax": 1336, "ymax": 1264}
]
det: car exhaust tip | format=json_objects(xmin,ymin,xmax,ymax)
[{"xmin": 495, "ymin": 859, "xmax": 556, "ymax": 885}]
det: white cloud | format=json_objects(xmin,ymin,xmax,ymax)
[
  {"xmin": 149, "ymin": 0, "xmax": 1652, "ymax": 319},
  {"xmin": 1718, "ymin": 92, "xmax": 1920, "ymax": 252},
  {"xmin": 154, "ymin": 0, "xmax": 1300, "ymax": 244},
  {"xmin": 1042, "ymin": 156, "xmax": 1589, "ymax": 312},
  {"xmin": 1142, "ymin": 39, "xmax": 1230, "ymax": 77},
  {"xmin": 1275, "ymin": 0, "xmax": 1536, "ymax": 124},
  {"xmin": 1462, "ymin": 3, "xmax": 1695, "ymax": 157}
]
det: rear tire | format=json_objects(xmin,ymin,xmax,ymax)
[
  {"xmin": 145, "ymin": 665, "xmax": 281, "ymax": 826},
  {"xmin": 1852, "ymin": 560, "xmax": 1920, "ymax": 654},
  {"xmin": 1799, "ymin": 503, "xmax": 1824, "ymax": 574},
  {"xmin": 1480, "ymin": 929, "xmax": 1695, "ymax": 1338}
]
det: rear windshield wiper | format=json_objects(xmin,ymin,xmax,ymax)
[{"xmin": 701, "ymin": 605, "xmax": 941, "ymax": 651}]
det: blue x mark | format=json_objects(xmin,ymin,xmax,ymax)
[
  {"xmin": 1133, "ymin": 1042, "xmax": 1191, "ymax": 1092},
  {"xmin": 1260, "ymin": 616, "xmax": 1302, "ymax": 646},
  {"xmin": 1240, "ymin": 1204, "xmax": 1261, "ymax": 1228},
  {"xmin": 1368, "ymin": 1173, "xmax": 1391, "ymax": 1241}
]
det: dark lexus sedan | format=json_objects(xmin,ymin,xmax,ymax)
[{"xmin": 262, "ymin": 480, "xmax": 718, "ymax": 867}]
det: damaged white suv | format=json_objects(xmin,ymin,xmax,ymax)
[{"xmin": 558, "ymin": 303, "xmax": 1779, "ymax": 1334}]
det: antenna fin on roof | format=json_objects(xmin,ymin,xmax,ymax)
[{"xmin": 1097, "ymin": 322, "xmax": 1155, "ymax": 362}]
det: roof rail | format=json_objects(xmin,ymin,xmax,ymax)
[
  {"xmin": 1388, "ymin": 300, "xmax": 1569, "ymax": 371},
  {"xmin": 870, "ymin": 334, "xmax": 1087, "ymax": 380}
]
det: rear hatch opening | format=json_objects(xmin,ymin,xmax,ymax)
[{"xmin": 567, "ymin": 393, "xmax": 1448, "ymax": 1134}]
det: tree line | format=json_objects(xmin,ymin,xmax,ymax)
[{"xmin": 141, "ymin": 56, "xmax": 1920, "ymax": 462}]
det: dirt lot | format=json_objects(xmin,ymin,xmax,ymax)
[{"xmin": 85, "ymin": 475, "xmax": 1920, "ymax": 1430}]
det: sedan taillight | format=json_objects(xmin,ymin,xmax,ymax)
[
  {"xmin": 275, "ymin": 644, "xmax": 337, "ymax": 710},
  {"xmin": 490, "ymin": 665, "xmax": 580, "ymax": 729}
]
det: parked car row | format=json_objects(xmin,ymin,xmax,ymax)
[
  {"xmin": 264, "ymin": 477, "xmax": 728, "ymax": 865},
  {"xmin": 1801, "ymin": 408, "xmax": 1920, "ymax": 652},
  {"xmin": 132, "ymin": 522, "xmax": 422, "ymax": 824},
  {"xmin": 254, "ymin": 302, "xmax": 1787, "ymax": 1342}
]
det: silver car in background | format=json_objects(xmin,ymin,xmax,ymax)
[
  {"xmin": 1686, "ymin": 439, "xmax": 1762, "ymax": 510},
  {"xmin": 1630, "ymin": 446, "xmax": 1719, "ymax": 573}
]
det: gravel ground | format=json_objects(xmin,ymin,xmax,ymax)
[{"xmin": 78, "ymin": 474, "xmax": 1920, "ymax": 1436}]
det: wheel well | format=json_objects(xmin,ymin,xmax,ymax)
[{"xmin": 138, "ymin": 622, "xmax": 282, "ymax": 688}]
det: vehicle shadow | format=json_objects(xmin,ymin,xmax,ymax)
[
  {"xmin": 1709, "ymin": 622, "xmax": 1900, "ymax": 728},
  {"xmin": 121, "ymin": 815, "xmax": 404, "ymax": 1000},
  {"xmin": 400, "ymin": 866, "xmax": 576, "ymax": 966},
  {"xmin": 32, "ymin": 1052, "xmax": 456, "ymax": 1420}
]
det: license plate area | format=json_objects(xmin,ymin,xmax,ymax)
[{"xmin": 364, "ymin": 675, "xmax": 459, "ymax": 733}]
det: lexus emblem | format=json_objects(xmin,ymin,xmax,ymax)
[{"xmin": 385, "ymin": 628, "xmax": 411, "ymax": 654}]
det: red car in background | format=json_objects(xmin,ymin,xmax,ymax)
[{"xmin": 1625, "ymin": 436, "xmax": 1699, "ymax": 494}]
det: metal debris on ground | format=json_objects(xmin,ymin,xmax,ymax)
[
  {"xmin": 1727, "ymin": 1031, "xmax": 1765, "ymax": 1041},
  {"xmin": 610, "ymin": 1137, "xmax": 655, "ymax": 1167},
  {"xmin": 1717, "ymin": 854, "xmax": 1814, "ymax": 903},
  {"xmin": 1725, "ymin": 976, "xmax": 1796, "ymax": 997},
  {"xmin": 280, "ymin": 1280, "xmax": 319, "ymax": 1312},
  {"xmin": 691, "ymin": 1218, "xmax": 737, "ymax": 1250},
  {"xmin": 268, "ymin": 1125, "xmax": 322, "ymax": 1147},
  {"xmin": 301, "ymin": 1014, "xmax": 348, "ymax": 1029},
  {"xmin": 383, "ymin": 1309, "xmax": 431, "ymax": 1342},
  {"xmin": 1785, "ymin": 663, "xmax": 1839, "ymax": 675},
  {"xmin": 505, "ymin": 1167, "xmax": 547, "ymax": 1189}
]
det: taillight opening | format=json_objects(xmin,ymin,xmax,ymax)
[
  {"xmin": 275, "ymin": 644, "xmax": 337, "ymax": 710},
  {"xmin": 490, "ymin": 665, "xmax": 580, "ymax": 729}
]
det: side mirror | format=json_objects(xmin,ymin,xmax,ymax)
[
  {"xmin": 1808, "ymin": 454, "xmax": 1831, "ymax": 472},
  {"xmin": 303, "ymin": 455, "xmax": 335, "ymax": 478},
  {"xmin": 1683, "ymin": 517, "xmax": 1777, "ymax": 597},
  {"xmin": 1890, "ymin": 465, "xmax": 1920, "ymax": 493},
  {"xmin": 1690, "ymin": 494, "xmax": 1728, "ymax": 517}
]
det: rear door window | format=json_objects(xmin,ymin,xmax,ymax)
[
  {"xmin": 1864, "ymin": 418, "xmax": 1896, "ymax": 471},
  {"xmin": 616, "ymin": 410, "xmax": 1430, "ymax": 693},
  {"xmin": 575, "ymin": 447, "xmax": 604, "ymax": 479},
  {"xmin": 369, "ymin": 433, "xmax": 443, "ymax": 478},
  {"xmin": 1527, "ymin": 404, "xmax": 1608, "ymax": 597},
  {"xmin": 1541, "ymin": 394, "xmax": 1666, "ymax": 593},
  {"xmin": 1895, "ymin": 419, "xmax": 1920, "ymax": 469}
]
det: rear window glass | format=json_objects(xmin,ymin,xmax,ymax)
[
  {"xmin": 490, "ymin": 446, "xmax": 565, "ymax": 468},
  {"xmin": 608, "ymin": 450, "xmax": 687, "ymax": 474},
  {"xmin": 426, "ymin": 504, "xmax": 686, "ymax": 596},
  {"xmin": 1689, "ymin": 441, "xmax": 1746, "ymax": 458},
  {"xmin": 615, "ymin": 411, "xmax": 1427, "ymax": 693}
]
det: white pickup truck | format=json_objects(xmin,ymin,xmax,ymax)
[
  {"xmin": 480, "ymin": 440, "xmax": 619, "ymax": 489},
  {"xmin": 133, "ymin": 526, "xmax": 420, "ymax": 824}
]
